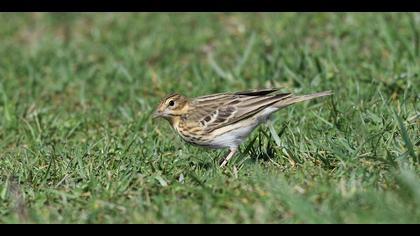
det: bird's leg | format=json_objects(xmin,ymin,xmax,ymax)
[
  {"xmin": 266, "ymin": 118, "xmax": 281, "ymax": 147},
  {"xmin": 219, "ymin": 147, "xmax": 237, "ymax": 168}
]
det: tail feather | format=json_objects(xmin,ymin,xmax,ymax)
[{"xmin": 274, "ymin": 91, "xmax": 332, "ymax": 108}]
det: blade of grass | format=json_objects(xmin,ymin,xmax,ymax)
[{"xmin": 394, "ymin": 110, "xmax": 418, "ymax": 162}]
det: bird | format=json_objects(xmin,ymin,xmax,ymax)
[{"xmin": 152, "ymin": 89, "xmax": 332, "ymax": 167}]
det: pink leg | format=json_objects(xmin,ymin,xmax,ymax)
[{"xmin": 219, "ymin": 147, "xmax": 237, "ymax": 167}]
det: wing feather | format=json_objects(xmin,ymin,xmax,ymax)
[{"xmin": 187, "ymin": 89, "xmax": 291, "ymax": 132}]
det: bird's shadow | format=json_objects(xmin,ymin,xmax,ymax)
[
  {"xmin": 237, "ymin": 123, "xmax": 289, "ymax": 164},
  {"xmin": 190, "ymin": 124, "xmax": 288, "ymax": 170}
]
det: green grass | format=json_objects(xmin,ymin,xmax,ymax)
[{"xmin": 0, "ymin": 13, "xmax": 419, "ymax": 224}]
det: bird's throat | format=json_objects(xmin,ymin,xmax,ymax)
[{"xmin": 166, "ymin": 115, "xmax": 181, "ymax": 129}]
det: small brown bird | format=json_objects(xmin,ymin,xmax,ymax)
[{"xmin": 153, "ymin": 89, "xmax": 331, "ymax": 167}]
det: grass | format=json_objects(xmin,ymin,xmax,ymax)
[{"xmin": 0, "ymin": 13, "xmax": 419, "ymax": 224}]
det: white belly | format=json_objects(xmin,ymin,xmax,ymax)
[
  {"xmin": 208, "ymin": 106, "xmax": 280, "ymax": 148},
  {"xmin": 208, "ymin": 124, "xmax": 257, "ymax": 148}
]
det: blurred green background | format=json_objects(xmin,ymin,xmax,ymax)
[{"xmin": 0, "ymin": 13, "xmax": 419, "ymax": 223}]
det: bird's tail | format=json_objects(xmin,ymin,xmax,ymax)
[{"xmin": 273, "ymin": 91, "xmax": 332, "ymax": 108}]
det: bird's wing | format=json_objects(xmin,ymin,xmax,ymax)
[
  {"xmin": 191, "ymin": 88, "xmax": 278, "ymax": 102},
  {"xmin": 188, "ymin": 89, "xmax": 291, "ymax": 133}
]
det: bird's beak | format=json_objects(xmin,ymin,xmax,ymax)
[{"xmin": 152, "ymin": 111, "xmax": 162, "ymax": 119}]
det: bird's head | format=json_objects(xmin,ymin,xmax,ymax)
[{"xmin": 152, "ymin": 93, "xmax": 189, "ymax": 124}]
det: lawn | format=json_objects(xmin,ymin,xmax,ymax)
[{"xmin": 0, "ymin": 13, "xmax": 419, "ymax": 223}]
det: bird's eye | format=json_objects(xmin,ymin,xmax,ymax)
[{"xmin": 168, "ymin": 100, "xmax": 175, "ymax": 107}]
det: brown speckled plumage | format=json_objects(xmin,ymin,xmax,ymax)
[{"xmin": 153, "ymin": 89, "xmax": 332, "ymax": 167}]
